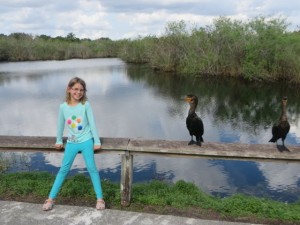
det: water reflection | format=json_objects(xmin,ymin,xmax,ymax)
[
  {"xmin": 1, "ymin": 58, "xmax": 300, "ymax": 202},
  {"xmin": 2, "ymin": 151, "xmax": 300, "ymax": 202},
  {"xmin": 127, "ymin": 65, "xmax": 300, "ymax": 144}
]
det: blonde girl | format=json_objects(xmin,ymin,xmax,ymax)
[{"xmin": 42, "ymin": 77, "xmax": 105, "ymax": 210}]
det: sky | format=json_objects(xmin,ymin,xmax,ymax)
[{"xmin": 0, "ymin": 0, "xmax": 299, "ymax": 40}]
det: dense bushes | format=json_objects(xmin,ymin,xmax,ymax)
[
  {"xmin": 117, "ymin": 17, "xmax": 300, "ymax": 83},
  {"xmin": 1, "ymin": 16, "xmax": 299, "ymax": 83},
  {"xmin": 0, "ymin": 33, "xmax": 117, "ymax": 61}
]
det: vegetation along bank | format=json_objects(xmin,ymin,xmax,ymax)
[
  {"xmin": 0, "ymin": 16, "xmax": 299, "ymax": 84},
  {"xmin": 0, "ymin": 172, "xmax": 300, "ymax": 225}
]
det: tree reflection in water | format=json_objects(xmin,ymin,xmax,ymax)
[{"xmin": 1, "ymin": 59, "xmax": 300, "ymax": 203}]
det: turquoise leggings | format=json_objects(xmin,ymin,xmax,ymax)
[{"xmin": 49, "ymin": 139, "xmax": 103, "ymax": 199}]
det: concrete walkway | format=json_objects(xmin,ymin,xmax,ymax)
[{"xmin": 0, "ymin": 200, "xmax": 262, "ymax": 225}]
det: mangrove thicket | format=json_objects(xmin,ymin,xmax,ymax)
[{"xmin": 0, "ymin": 16, "xmax": 299, "ymax": 83}]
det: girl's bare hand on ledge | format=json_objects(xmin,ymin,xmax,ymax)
[
  {"xmin": 55, "ymin": 144, "xmax": 63, "ymax": 150},
  {"xmin": 94, "ymin": 145, "xmax": 102, "ymax": 151}
]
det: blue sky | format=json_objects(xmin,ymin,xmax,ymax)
[{"xmin": 0, "ymin": 0, "xmax": 299, "ymax": 40}]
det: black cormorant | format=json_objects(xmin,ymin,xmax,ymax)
[
  {"xmin": 269, "ymin": 96, "xmax": 290, "ymax": 146},
  {"xmin": 185, "ymin": 94, "xmax": 204, "ymax": 146}
]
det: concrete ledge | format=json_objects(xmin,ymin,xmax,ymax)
[{"xmin": 0, "ymin": 135, "xmax": 300, "ymax": 161}]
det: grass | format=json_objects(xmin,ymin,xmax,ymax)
[{"xmin": 0, "ymin": 172, "xmax": 300, "ymax": 225}]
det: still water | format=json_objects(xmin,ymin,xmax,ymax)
[{"xmin": 1, "ymin": 58, "xmax": 300, "ymax": 202}]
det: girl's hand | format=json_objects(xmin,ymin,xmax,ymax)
[
  {"xmin": 94, "ymin": 145, "xmax": 102, "ymax": 151},
  {"xmin": 55, "ymin": 144, "xmax": 63, "ymax": 150}
]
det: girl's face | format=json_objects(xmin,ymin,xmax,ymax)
[{"xmin": 68, "ymin": 83, "xmax": 85, "ymax": 102}]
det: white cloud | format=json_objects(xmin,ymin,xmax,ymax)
[
  {"xmin": 0, "ymin": 1, "xmax": 299, "ymax": 40},
  {"xmin": 257, "ymin": 161, "xmax": 300, "ymax": 190}
]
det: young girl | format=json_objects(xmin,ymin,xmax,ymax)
[{"xmin": 42, "ymin": 77, "xmax": 105, "ymax": 211}]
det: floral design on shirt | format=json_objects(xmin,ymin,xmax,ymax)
[{"xmin": 66, "ymin": 115, "xmax": 83, "ymax": 132}]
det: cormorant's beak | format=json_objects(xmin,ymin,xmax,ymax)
[
  {"xmin": 184, "ymin": 97, "xmax": 192, "ymax": 103},
  {"xmin": 282, "ymin": 96, "xmax": 288, "ymax": 104}
]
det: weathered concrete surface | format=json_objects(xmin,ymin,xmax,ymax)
[{"xmin": 0, "ymin": 201, "xmax": 261, "ymax": 225}]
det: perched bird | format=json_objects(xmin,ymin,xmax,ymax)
[
  {"xmin": 184, "ymin": 94, "xmax": 204, "ymax": 146},
  {"xmin": 269, "ymin": 96, "xmax": 290, "ymax": 146}
]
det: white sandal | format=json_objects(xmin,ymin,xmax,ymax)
[
  {"xmin": 42, "ymin": 199, "xmax": 54, "ymax": 211},
  {"xmin": 96, "ymin": 199, "xmax": 105, "ymax": 210}
]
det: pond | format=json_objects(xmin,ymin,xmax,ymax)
[{"xmin": 0, "ymin": 58, "xmax": 300, "ymax": 203}]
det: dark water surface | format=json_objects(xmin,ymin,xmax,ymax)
[{"xmin": 0, "ymin": 58, "xmax": 300, "ymax": 202}]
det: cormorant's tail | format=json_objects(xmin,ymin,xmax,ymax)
[
  {"xmin": 196, "ymin": 136, "xmax": 204, "ymax": 142},
  {"xmin": 269, "ymin": 137, "xmax": 276, "ymax": 143}
]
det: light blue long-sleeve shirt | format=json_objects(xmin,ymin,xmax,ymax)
[{"xmin": 55, "ymin": 101, "xmax": 101, "ymax": 145}]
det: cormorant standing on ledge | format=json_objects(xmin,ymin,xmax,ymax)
[
  {"xmin": 269, "ymin": 96, "xmax": 290, "ymax": 146},
  {"xmin": 185, "ymin": 94, "xmax": 204, "ymax": 146}
]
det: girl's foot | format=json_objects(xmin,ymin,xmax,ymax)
[
  {"xmin": 42, "ymin": 199, "xmax": 54, "ymax": 211},
  {"xmin": 96, "ymin": 199, "xmax": 105, "ymax": 210}
]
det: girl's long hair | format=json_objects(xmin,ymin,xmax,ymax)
[{"xmin": 65, "ymin": 77, "xmax": 88, "ymax": 104}]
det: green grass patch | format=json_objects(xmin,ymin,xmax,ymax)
[{"xmin": 0, "ymin": 172, "xmax": 299, "ymax": 224}]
